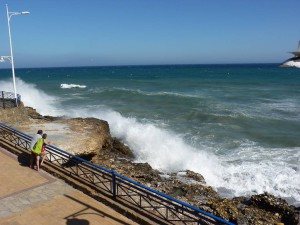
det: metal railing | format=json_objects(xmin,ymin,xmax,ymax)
[
  {"xmin": 0, "ymin": 91, "xmax": 21, "ymax": 108},
  {"xmin": 0, "ymin": 122, "xmax": 235, "ymax": 225}
]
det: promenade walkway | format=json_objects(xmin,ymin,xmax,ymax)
[{"xmin": 0, "ymin": 147, "xmax": 139, "ymax": 225}]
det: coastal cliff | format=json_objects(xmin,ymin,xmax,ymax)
[{"xmin": 1, "ymin": 104, "xmax": 299, "ymax": 225}]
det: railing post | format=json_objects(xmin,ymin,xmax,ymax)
[
  {"xmin": 112, "ymin": 170, "xmax": 116, "ymax": 199},
  {"xmin": 17, "ymin": 94, "xmax": 21, "ymax": 107},
  {"xmin": 2, "ymin": 91, "xmax": 5, "ymax": 109}
]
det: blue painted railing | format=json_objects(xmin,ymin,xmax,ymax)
[{"xmin": 0, "ymin": 122, "xmax": 235, "ymax": 225}]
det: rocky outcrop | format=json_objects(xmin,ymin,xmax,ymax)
[
  {"xmin": 0, "ymin": 102, "xmax": 29, "ymax": 126},
  {"xmin": 1, "ymin": 104, "xmax": 299, "ymax": 225},
  {"xmin": 61, "ymin": 117, "xmax": 112, "ymax": 156}
]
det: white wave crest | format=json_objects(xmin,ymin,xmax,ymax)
[{"xmin": 60, "ymin": 83, "xmax": 87, "ymax": 89}]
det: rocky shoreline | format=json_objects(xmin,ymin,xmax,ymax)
[{"xmin": 1, "ymin": 105, "xmax": 299, "ymax": 225}]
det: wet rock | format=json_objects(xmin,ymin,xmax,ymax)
[
  {"xmin": 236, "ymin": 207, "xmax": 280, "ymax": 225},
  {"xmin": 25, "ymin": 106, "xmax": 47, "ymax": 119},
  {"xmin": 185, "ymin": 170, "xmax": 206, "ymax": 183},
  {"xmin": 206, "ymin": 198, "xmax": 239, "ymax": 223},
  {"xmin": 111, "ymin": 138, "xmax": 134, "ymax": 158},
  {"xmin": 250, "ymin": 192, "xmax": 299, "ymax": 225},
  {"xmin": 170, "ymin": 186, "xmax": 187, "ymax": 197}
]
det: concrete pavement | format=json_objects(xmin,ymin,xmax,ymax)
[{"xmin": 0, "ymin": 147, "xmax": 139, "ymax": 225}]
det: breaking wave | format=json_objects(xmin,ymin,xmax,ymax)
[{"xmin": 60, "ymin": 83, "xmax": 87, "ymax": 89}]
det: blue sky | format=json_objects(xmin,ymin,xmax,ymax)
[{"xmin": 0, "ymin": 0, "xmax": 300, "ymax": 68}]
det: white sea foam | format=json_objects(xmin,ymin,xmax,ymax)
[
  {"xmin": 60, "ymin": 83, "xmax": 87, "ymax": 89},
  {"xmin": 69, "ymin": 106, "xmax": 300, "ymax": 206},
  {"xmin": 0, "ymin": 78, "xmax": 62, "ymax": 116},
  {"xmin": 3, "ymin": 77, "xmax": 299, "ymax": 206},
  {"xmin": 210, "ymin": 144, "xmax": 300, "ymax": 203}
]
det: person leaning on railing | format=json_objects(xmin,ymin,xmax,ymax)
[
  {"xmin": 40, "ymin": 133, "xmax": 50, "ymax": 167},
  {"xmin": 29, "ymin": 130, "xmax": 43, "ymax": 170},
  {"xmin": 31, "ymin": 133, "xmax": 50, "ymax": 171}
]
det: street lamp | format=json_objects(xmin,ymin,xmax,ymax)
[{"xmin": 6, "ymin": 4, "xmax": 30, "ymax": 106}]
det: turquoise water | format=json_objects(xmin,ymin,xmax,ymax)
[{"xmin": 1, "ymin": 64, "xmax": 299, "ymax": 205}]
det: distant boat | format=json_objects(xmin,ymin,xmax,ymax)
[{"xmin": 280, "ymin": 41, "xmax": 300, "ymax": 68}]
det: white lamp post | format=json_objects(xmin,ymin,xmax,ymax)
[{"xmin": 6, "ymin": 4, "xmax": 30, "ymax": 106}]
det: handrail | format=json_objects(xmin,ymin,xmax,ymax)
[
  {"xmin": 0, "ymin": 122, "xmax": 235, "ymax": 225},
  {"xmin": 0, "ymin": 91, "xmax": 21, "ymax": 108}
]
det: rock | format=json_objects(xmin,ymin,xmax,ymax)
[
  {"xmin": 112, "ymin": 138, "xmax": 134, "ymax": 158},
  {"xmin": 206, "ymin": 198, "xmax": 239, "ymax": 223},
  {"xmin": 0, "ymin": 102, "xmax": 29, "ymax": 126},
  {"xmin": 62, "ymin": 117, "xmax": 112, "ymax": 156},
  {"xmin": 185, "ymin": 170, "xmax": 206, "ymax": 183},
  {"xmin": 236, "ymin": 207, "xmax": 280, "ymax": 225},
  {"xmin": 25, "ymin": 106, "xmax": 46, "ymax": 119},
  {"xmin": 250, "ymin": 192, "xmax": 299, "ymax": 225}
]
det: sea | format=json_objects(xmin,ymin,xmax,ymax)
[{"xmin": 1, "ymin": 63, "xmax": 299, "ymax": 206}]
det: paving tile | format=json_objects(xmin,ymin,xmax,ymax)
[
  {"xmin": 0, "ymin": 151, "xmax": 49, "ymax": 198},
  {"xmin": 0, "ymin": 147, "xmax": 139, "ymax": 225}
]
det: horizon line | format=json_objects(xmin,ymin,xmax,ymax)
[{"xmin": 0, "ymin": 62, "xmax": 281, "ymax": 70}]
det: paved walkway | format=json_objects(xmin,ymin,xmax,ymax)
[{"xmin": 0, "ymin": 147, "xmax": 139, "ymax": 225}]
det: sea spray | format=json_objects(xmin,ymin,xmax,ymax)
[
  {"xmin": 0, "ymin": 78, "xmax": 62, "ymax": 116},
  {"xmin": 68, "ymin": 106, "xmax": 300, "ymax": 206}
]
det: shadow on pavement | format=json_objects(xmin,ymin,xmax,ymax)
[
  {"xmin": 64, "ymin": 194, "xmax": 133, "ymax": 225},
  {"xmin": 17, "ymin": 152, "xmax": 30, "ymax": 167},
  {"xmin": 66, "ymin": 218, "xmax": 89, "ymax": 225}
]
